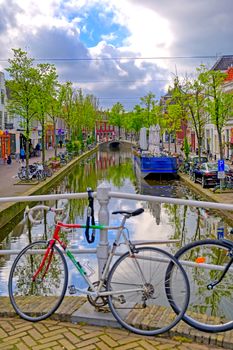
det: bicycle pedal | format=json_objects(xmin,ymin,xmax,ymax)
[
  {"xmin": 118, "ymin": 295, "xmax": 126, "ymax": 304},
  {"xmin": 68, "ymin": 285, "xmax": 77, "ymax": 295}
]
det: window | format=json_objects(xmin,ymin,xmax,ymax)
[
  {"xmin": 1, "ymin": 90, "xmax": 4, "ymax": 105},
  {"xmin": 0, "ymin": 111, "xmax": 2, "ymax": 129}
]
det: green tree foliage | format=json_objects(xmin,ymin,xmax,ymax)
[
  {"xmin": 165, "ymin": 103, "xmax": 182, "ymax": 153},
  {"xmin": 199, "ymin": 66, "xmax": 233, "ymax": 159},
  {"xmin": 140, "ymin": 91, "xmax": 157, "ymax": 127},
  {"xmin": 59, "ymin": 82, "xmax": 75, "ymax": 141},
  {"xmin": 109, "ymin": 102, "xmax": 125, "ymax": 138},
  {"xmin": 47, "ymin": 84, "xmax": 64, "ymax": 158},
  {"xmin": 184, "ymin": 66, "xmax": 207, "ymax": 159},
  {"xmin": 36, "ymin": 63, "xmax": 58, "ymax": 164},
  {"xmin": 73, "ymin": 90, "xmax": 98, "ymax": 141},
  {"xmin": 6, "ymin": 48, "xmax": 38, "ymax": 175}
]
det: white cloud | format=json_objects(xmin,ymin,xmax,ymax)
[{"xmin": 0, "ymin": 0, "xmax": 232, "ymax": 110}]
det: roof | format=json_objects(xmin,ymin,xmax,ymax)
[{"xmin": 211, "ymin": 55, "xmax": 233, "ymax": 71}]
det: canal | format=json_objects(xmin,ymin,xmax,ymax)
[{"xmin": 0, "ymin": 147, "xmax": 232, "ymax": 298}]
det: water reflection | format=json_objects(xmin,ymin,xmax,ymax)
[{"xmin": 0, "ymin": 148, "xmax": 232, "ymax": 298}]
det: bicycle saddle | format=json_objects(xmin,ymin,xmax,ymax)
[{"xmin": 112, "ymin": 208, "xmax": 144, "ymax": 216}]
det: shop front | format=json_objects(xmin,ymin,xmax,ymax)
[{"xmin": 0, "ymin": 130, "xmax": 10, "ymax": 164}]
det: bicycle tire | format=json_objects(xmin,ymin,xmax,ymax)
[
  {"xmin": 8, "ymin": 240, "xmax": 68, "ymax": 322},
  {"xmin": 106, "ymin": 246, "xmax": 190, "ymax": 336},
  {"xmin": 167, "ymin": 239, "xmax": 233, "ymax": 332},
  {"xmin": 18, "ymin": 171, "xmax": 24, "ymax": 180},
  {"xmin": 45, "ymin": 167, "xmax": 53, "ymax": 177}
]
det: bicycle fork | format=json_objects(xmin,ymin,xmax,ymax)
[
  {"xmin": 207, "ymin": 254, "xmax": 233, "ymax": 290},
  {"xmin": 32, "ymin": 240, "xmax": 55, "ymax": 282}
]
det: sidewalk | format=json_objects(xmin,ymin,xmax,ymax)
[
  {"xmin": 0, "ymin": 316, "xmax": 226, "ymax": 350},
  {"xmin": 0, "ymin": 148, "xmax": 64, "ymax": 199}
]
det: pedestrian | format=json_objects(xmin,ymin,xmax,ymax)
[
  {"xmin": 59, "ymin": 140, "xmax": 63, "ymax": 149},
  {"xmin": 20, "ymin": 148, "xmax": 25, "ymax": 163},
  {"xmin": 6, "ymin": 154, "xmax": 12, "ymax": 165}
]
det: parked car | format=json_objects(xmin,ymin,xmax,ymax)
[
  {"xmin": 193, "ymin": 162, "xmax": 232, "ymax": 188},
  {"xmin": 188, "ymin": 155, "xmax": 208, "ymax": 179}
]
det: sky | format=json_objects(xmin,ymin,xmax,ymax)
[{"xmin": 0, "ymin": 0, "xmax": 233, "ymax": 111}]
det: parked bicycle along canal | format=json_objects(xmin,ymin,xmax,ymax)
[{"xmin": 0, "ymin": 147, "xmax": 232, "ymax": 296}]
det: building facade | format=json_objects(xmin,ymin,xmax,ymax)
[{"xmin": 204, "ymin": 57, "xmax": 233, "ymax": 160}]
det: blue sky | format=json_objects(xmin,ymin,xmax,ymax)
[
  {"xmin": 79, "ymin": 6, "xmax": 129, "ymax": 48},
  {"xmin": 0, "ymin": 0, "xmax": 233, "ymax": 111}
]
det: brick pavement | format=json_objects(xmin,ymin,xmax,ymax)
[{"xmin": 0, "ymin": 316, "xmax": 227, "ymax": 350}]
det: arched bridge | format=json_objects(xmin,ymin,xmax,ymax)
[{"xmin": 98, "ymin": 139, "xmax": 135, "ymax": 150}]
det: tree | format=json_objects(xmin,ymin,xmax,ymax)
[
  {"xmin": 109, "ymin": 102, "xmax": 125, "ymax": 139},
  {"xmin": 199, "ymin": 67, "xmax": 233, "ymax": 159},
  {"xmin": 140, "ymin": 92, "xmax": 156, "ymax": 127},
  {"xmin": 47, "ymin": 85, "xmax": 64, "ymax": 158},
  {"xmin": 60, "ymin": 82, "xmax": 75, "ymax": 141},
  {"xmin": 36, "ymin": 63, "xmax": 58, "ymax": 164},
  {"xmin": 6, "ymin": 48, "xmax": 38, "ymax": 177},
  {"xmin": 165, "ymin": 103, "xmax": 182, "ymax": 153},
  {"xmin": 185, "ymin": 66, "xmax": 207, "ymax": 160},
  {"xmin": 73, "ymin": 90, "xmax": 98, "ymax": 142}
]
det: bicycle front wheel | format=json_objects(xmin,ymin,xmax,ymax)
[
  {"xmin": 107, "ymin": 247, "xmax": 190, "ymax": 336},
  {"xmin": 170, "ymin": 239, "xmax": 233, "ymax": 332},
  {"xmin": 8, "ymin": 240, "xmax": 68, "ymax": 322}
]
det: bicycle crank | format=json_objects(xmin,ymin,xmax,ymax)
[{"xmin": 87, "ymin": 281, "xmax": 108, "ymax": 308}]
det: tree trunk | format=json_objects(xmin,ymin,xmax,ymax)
[
  {"xmin": 41, "ymin": 118, "xmax": 45, "ymax": 165},
  {"xmin": 174, "ymin": 136, "xmax": 177, "ymax": 153},
  {"xmin": 218, "ymin": 128, "xmax": 224, "ymax": 159},
  {"xmin": 26, "ymin": 120, "xmax": 30, "ymax": 179},
  {"xmin": 198, "ymin": 138, "xmax": 202, "ymax": 161},
  {"xmin": 53, "ymin": 119, "xmax": 57, "ymax": 158}
]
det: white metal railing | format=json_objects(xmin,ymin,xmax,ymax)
[{"xmin": 1, "ymin": 182, "xmax": 233, "ymax": 277}]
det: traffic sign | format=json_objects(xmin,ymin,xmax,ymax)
[
  {"xmin": 217, "ymin": 227, "xmax": 224, "ymax": 239},
  {"xmin": 217, "ymin": 171, "xmax": 225, "ymax": 179},
  {"xmin": 218, "ymin": 159, "xmax": 225, "ymax": 171}
]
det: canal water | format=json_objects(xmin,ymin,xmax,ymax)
[{"xmin": 0, "ymin": 148, "xmax": 231, "ymax": 296}]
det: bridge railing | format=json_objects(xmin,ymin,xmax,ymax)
[{"xmin": 1, "ymin": 182, "xmax": 233, "ymax": 278}]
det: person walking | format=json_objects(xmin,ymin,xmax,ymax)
[
  {"xmin": 20, "ymin": 148, "xmax": 25, "ymax": 163},
  {"xmin": 59, "ymin": 140, "xmax": 63, "ymax": 149},
  {"xmin": 6, "ymin": 154, "xmax": 12, "ymax": 165}
]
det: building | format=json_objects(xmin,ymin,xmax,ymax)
[
  {"xmin": 0, "ymin": 72, "xmax": 18, "ymax": 163},
  {"xmin": 204, "ymin": 56, "xmax": 233, "ymax": 159},
  {"xmin": 160, "ymin": 89, "xmax": 190, "ymax": 151},
  {"xmin": 95, "ymin": 120, "xmax": 116, "ymax": 142}
]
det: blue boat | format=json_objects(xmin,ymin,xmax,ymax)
[{"xmin": 134, "ymin": 151, "xmax": 178, "ymax": 178}]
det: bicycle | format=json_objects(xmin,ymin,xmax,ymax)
[
  {"xmin": 166, "ymin": 235, "xmax": 233, "ymax": 333},
  {"xmin": 17, "ymin": 163, "xmax": 46, "ymax": 181},
  {"xmin": 8, "ymin": 200, "xmax": 190, "ymax": 336}
]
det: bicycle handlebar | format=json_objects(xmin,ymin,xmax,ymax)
[{"xmin": 25, "ymin": 205, "xmax": 65, "ymax": 224}]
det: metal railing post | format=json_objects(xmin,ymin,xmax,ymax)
[{"xmin": 96, "ymin": 182, "xmax": 111, "ymax": 279}]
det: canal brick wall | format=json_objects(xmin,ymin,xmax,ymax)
[{"xmin": 179, "ymin": 173, "xmax": 233, "ymax": 225}]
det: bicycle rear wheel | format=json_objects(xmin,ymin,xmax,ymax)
[
  {"xmin": 8, "ymin": 240, "xmax": 68, "ymax": 322},
  {"xmin": 107, "ymin": 247, "xmax": 190, "ymax": 336},
  {"xmin": 168, "ymin": 239, "xmax": 233, "ymax": 332}
]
